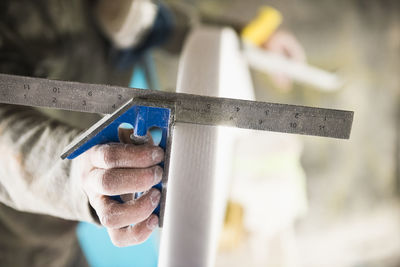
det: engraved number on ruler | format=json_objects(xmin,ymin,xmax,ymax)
[
  {"xmin": 82, "ymin": 91, "xmax": 93, "ymax": 106},
  {"xmin": 23, "ymin": 83, "xmax": 30, "ymax": 99},
  {"xmin": 52, "ymin": 86, "xmax": 60, "ymax": 104}
]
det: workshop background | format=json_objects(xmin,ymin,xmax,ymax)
[{"xmin": 153, "ymin": 0, "xmax": 400, "ymax": 266}]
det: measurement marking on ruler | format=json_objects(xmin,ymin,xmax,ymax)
[{"xmin": 0, "ymin": 73, "xmax": 354, "ymax": 139}]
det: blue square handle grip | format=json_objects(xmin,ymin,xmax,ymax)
[{"xmin": 63, "ymin": 102, "xmax": 171, "ymax": 218}]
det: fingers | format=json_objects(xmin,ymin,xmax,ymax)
[
  {"xmin": 118, "ymin": 127, "xmax": 134, "ymax": 144},
  {"xmin": 108, "ymin": 214, "xmax": 159, "ymax": 247},
  {"xmin": 280, "ymin": 32, "xmax": 306, "ymax": 62},
  {"xmin": 88, "ymin": 143, "xmax": 164, "ymax": 169},
  {"xmin": 263, "ymin": 30, "xmax": 306, "ymax": 62},
  {"xmin": 85, "ymin": 165, "xmax": 163, "ymax": 195},
  {"xmin": 91, "ymin": 188, "xmax": 161, "ymax": 229},
  {"xmin": 262, "ymin": 30, "xmax": 307, "ymax": 91},
  {"xmin": 81, "ymin": 132, "xmax": 163, "ymax": 247}
]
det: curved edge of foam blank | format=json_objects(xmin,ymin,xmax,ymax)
[{"xmin": 158, "ymin": 26, "xmax": 255, "ymax": 267}]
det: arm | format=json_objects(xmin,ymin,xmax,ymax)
[
  {"xmin": 95, "ymin": 0, "xmax": 158, "ymax": 49},
  {"xmin": 0, "ymin": 0, "xmax": 163, "ymax": 246},
  {"xmin": 96, "ymin": 0, "xmax": 191, "ymax": 54},
  {"xmin": 0, "ymin": 103, "xmax": 165, "ymax": 245},
  {"xmin": 0, "ymin": 104, "xmax": 94, "ymax": 221}
]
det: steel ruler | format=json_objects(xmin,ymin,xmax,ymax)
[{"xmin": 0, "ymin": 73, "xmax": 353, "ymax": 139}]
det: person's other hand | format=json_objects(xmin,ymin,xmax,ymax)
[
  {"xmin": 262, "ymin": 30, "xmax": 306, "ymax": 91},
  {"xmin": 74, "ymin": 133, "xmax": 164, "ymax": 247}
]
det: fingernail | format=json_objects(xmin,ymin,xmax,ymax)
[
  {"xmin": 154, "ymin": 167, "xmax": 163, "ymax": 184},
  {"xmin": 152, "ymin": 149, "xmax": 164, "ymax": 162},
  {"xmin": 147, "ymin": 216, "xmax": 159, "ymax": 230},
  {"xmin": 150, "ymin": 189, "xmax": 161, "ymax": 207}
]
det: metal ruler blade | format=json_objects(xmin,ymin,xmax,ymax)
[{"xmin": 0, "ymin": 73, "xmax": 353, "ymax": 139}]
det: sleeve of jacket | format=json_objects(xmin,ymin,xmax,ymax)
[
  {"xmin": 0, "ymin": 104, "xmax": 99, "ymax": 224},
  {"xmin": 95, "ymin": 0, "xmax": 159, "ymax": 49}
]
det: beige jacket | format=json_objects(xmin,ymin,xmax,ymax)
[{"xmin": 0, "ymin": 0, "xmax": 156, "ymax": 266}]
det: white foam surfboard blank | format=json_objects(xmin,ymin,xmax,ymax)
[{"xmin": 158, "ymin": 26, "xmax": 254, "ymax": 267}]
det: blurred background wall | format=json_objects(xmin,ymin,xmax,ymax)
[{"xmin": 153, "ymin": 0, "xmax": 400, "ymax": 266}]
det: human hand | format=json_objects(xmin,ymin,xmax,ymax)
[
  {"xmin": 262, "ymin": 30, "xmax": 306, "ymax": 91},
  {"xmin": 74, "ymin": 131, "xmax": 164, "ymax": 247}
]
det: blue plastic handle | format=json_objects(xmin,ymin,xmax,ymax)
[{"xmin": 67, "ymin": 105, "xmax": 171, "ymax": 217}]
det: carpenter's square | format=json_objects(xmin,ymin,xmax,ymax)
[{"xmin": 0, "ymin": 73, "xmax": 354, "ymax": 226}]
